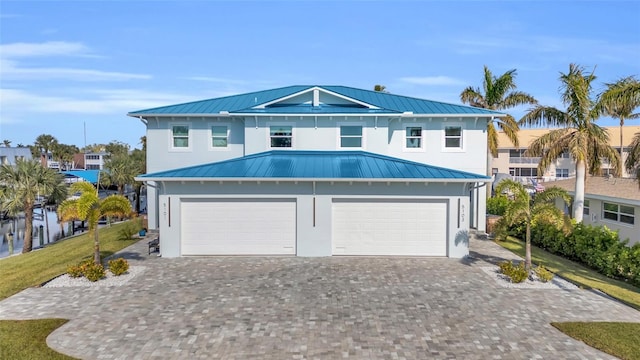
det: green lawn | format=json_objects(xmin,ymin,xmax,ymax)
[
  {"xmin": 0, "ymin": 221, "xmax": 141, "ymax": 360},
  {"xmin": 0, "ymin": 319, "xmax": 77, "ymax": 360},
  {"xmin": 551, "ymin": 322, "xmax": 640, "ymax": 360},
  {"xmin": 498, "ymin": 236, "xmax": 640, "ymax": 310},
  {"xmin": 0, "ymin": 221, "xmax": 140, "ymax": 300},
  {"xmin": 497, "ymin": 236, "xmax": 640, "ymax": 360}
]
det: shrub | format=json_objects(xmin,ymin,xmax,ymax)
[
  {"xmin": 67, "ymin": 264, "xmax": 84, "ymax": 278},
  {"xmin": 487, "ymin": 196, "xmax": 509, "ymax": 216},
  {"xmin": 498, "ymin": 260, "xmax": 528, "ymax": 283},
  {"xmin": 84, "ymin": 263, "xmax": 106, "ymax": 282},
  {"xmin": 117, "ymin": 221, "xmax": 140, "ymax": 241},
  {"xmin": 108, "ymin": 258, "xmax": 129, "ymax": 276},
  {"xmin": 534, "ymin": 264, "xmax": 554, "ymax": 283}
]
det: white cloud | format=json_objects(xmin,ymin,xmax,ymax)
[
  {"xmin": 399, "ymin": 76, "xmax": 465, "ymax": 86},
  {"xmin": 1, "ymin": 59, "xmax": 151, "ymax": 81},
  {"xmin": 0, "ymin": 41, "xmax": 91, "ymax": 58}
]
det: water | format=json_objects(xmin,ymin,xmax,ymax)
[{"xmin": 0, "ymin": 210, "xmax": 73, "ymax": 259}]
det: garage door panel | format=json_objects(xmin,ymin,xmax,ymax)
[
  {"xmin": 332, "ymin": 199, "xmax": 447, "ymax": 256},
  {"xmin": 181, "ymin": 199, "xmax": 296, "ymax": 255}
]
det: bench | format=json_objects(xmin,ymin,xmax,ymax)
[{"xmin": 148, "ymin": 238, "xmax": 160, "ymax": 255}]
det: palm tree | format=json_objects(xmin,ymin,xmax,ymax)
[
  {"xmin": 0, "ymin": 159, "xmax": 64, "ymax": 253},
  {"xmin": 600, "ymin": 76, "xmax": 640, "ymax": 156},
  {"xmin": 460, "ymin": 66, "xmax": 538, "ymax": 161},
  {"xmin": 58, "ymin": 182, "xmax": 132, "ymax": 265},
  {"xmin": 48, "ymin": 181, "xmax": 69, "ymax": 238},
  {"xmin": 626, "ymin": 132, "xmax": 640, "ymax": 187},
  {"xmin": 495, "ymin": 179, "xmax": 570, "ymax": 274},
  {"xmin": 34, "ymin": 134, "xmax": 58, "ymax": 156},
  {"xmin": 2, "ymin": 140, "xmax": 11, "ymax": 147},
  {"xmin": 373, "ymin": 85, "xmax": 387, "ymax": 93},
  {"xmin": 102, "ymin": 154, "xmax": 138, "ymax": 195},
  {"xmin": 519, "ymin": 64, "xmax": 622, "ymax": 222}
]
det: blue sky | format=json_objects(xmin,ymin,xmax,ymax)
[{"xmin": 1, "ymin": 1, "xmax": 639, "ymax": 150}]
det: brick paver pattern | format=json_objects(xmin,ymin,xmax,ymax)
[{"xmin": 1, "ymin": 235, "xmax": 639, "ymax": 359}]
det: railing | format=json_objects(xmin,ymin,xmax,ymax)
[{"xmin": 509, "ymin": 157, "xmax": 541, "ymax": 164}]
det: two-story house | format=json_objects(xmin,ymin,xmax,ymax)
[
  {"xmin": 84, "ymin": 152, "xmax": 108, "ymax": 170},
  {"xmin": 0, "ymin": 147, "xmax": 32, "ymax": 166},
  {"xmin": 131, "ymin": 85, "xmax": 502, "ymax": 258}
]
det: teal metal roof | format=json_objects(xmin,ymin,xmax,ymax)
[
  {"xmin": 61, "ymin": 170, "xmax": 100, "ymax": 184},
  {"xmin": 137, "ymin": 151, "xmax": 490, "ymax": 182},
  {"xmin": 128, "ymin": 85, "xmax": 502, "ymax": 116}
]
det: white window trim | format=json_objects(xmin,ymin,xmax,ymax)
[
  {"xmin": 602, "ymin": 201, "xmax": 635, "ymax": 226},
  {"xmin": 583, "ymin": 199, "xmax": 590, "ymax": 216},
  {"xmin": 267, "ymin": 122, "xmax": 295, "ymax": 149},
  {"xmin": 555, "ymin": 168, "xmax": 569, "ymax": 178},
  {"xmin": 403, "ymin": 124, "xmax": 425, "ymax": 152},
  {"xmin": 337, "ymin": 122, "xmax": 365, "ymax": 150},
  {"xmin": 208, "ymin": 122, "xmax": 231, "ymax": 151},
  {"xmin": 441, "ymin": 122, "xmax": 465, "ymax": 152},
  {"xmin": 169, "ymin": 123, "xmax": 192, "ymax": 152}
]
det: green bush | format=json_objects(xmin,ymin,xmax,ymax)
[
  {"xmin": 66, "ymin": 264, "xmax": 84, "ymax": 278},
  {"xmin": 534, "ymin": 264, "xmax": 554, "ymax": 282},
  {"xmin": 497, "ymin": 260, "xmax": 528, "ymax": 283},
  {"xmin": 117, "ymin": 221, "xmax": 140, "ymax": 241},
  {"xmin": 108, "ymin": 258, "xmax": 129, "ymax": 276},
  {"xmin": 508, "ymin": 220, "xmax": 640, "ymax": 287},
  {"xmin": 84, "ymin": 264, "xmax": 105, "ymax": 282},
  {"xmin": 487, "ymin": 196, "xmax": 509, "ymax": 216}
]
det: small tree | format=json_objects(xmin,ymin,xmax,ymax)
[
  {"xmin": 58, "ymin": 182, "xmax": 133, "ymax": 265},
  {"xmin": 494, "ymin": 179, "xmax": 571, "ymax": 274}
]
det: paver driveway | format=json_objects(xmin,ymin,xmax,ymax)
[{"xmin": 1, "ymin": 236, "xmax": 639, "ymax": 359}]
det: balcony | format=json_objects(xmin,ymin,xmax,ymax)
[{"xmin": 509, "ymin": 157, "xmax": 541, "ymax": 164}]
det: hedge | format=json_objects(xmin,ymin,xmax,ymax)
[{"xmin": 507, "ymin": 221, "xmax": 640, "ymax": 287}]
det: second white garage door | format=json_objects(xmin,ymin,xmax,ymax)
[
  {"xmin": 332, "ymin": 199, "xmax": 447, "ymax": 256},
  {"xmin": 181, "ymin": 198, "xmax": 296, "ymax": 255}
]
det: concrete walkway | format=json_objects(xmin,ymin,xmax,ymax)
[{"xmin": 1, "ymin": 236, "xmax": 639, "ymax": 359}]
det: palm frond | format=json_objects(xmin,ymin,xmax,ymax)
[
  {"xmin": 501, "ymin": 91, "xmax": 538, "ymax": 108},
  {"xmin": 518, "ymin": 106, "xmax": 567, "ymax": 127}
]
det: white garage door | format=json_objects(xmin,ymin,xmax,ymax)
[
  {"xmin": 332, "ymin": 199, "xmax": 447, "ymax": 256},
  {"xmin": 181, "ymin": 199, "xmax": 296, "ymax": 255}
]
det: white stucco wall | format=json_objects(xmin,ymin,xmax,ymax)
[{"xmin": 156, "ymin": 181, "xmax": 473, "ymax": 258}]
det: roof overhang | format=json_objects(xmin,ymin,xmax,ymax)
[
  {"xmin": 562, "ymin": 190, "xmax": 640, "ymax": 207},
  {"xmin": 135, "ymin": 176, "xmax": 491, "ymax": 183},
  {"xmin": 128, "ymin": 113, "xmax": 502, "ymax": 118}
]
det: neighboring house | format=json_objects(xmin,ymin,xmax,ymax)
[
  {"xmin": 73, "ymin": 153, "xmax": 86, "ymax": 169},
  {"xmin": 552, "ymin": 176, "xmax": 640, "ymax": 246},
  {"xmin": 130, "ymin": 85, "xmax": 503, "ymax": 258},
  {"xmin": 40, "ymin": 152, "xmax": 60, "ymax": 170},
  {"xmin": 84, "ymin": 152, "xmax": 108, "ymax": 170},
  {"xmin": 0, "ymin": 147, "xmax": 32, "ymax": 165},
  {"xmin": 60, "ymin": 170, "xmax": 100, "ymax": 185},
  {"xmin": 492, "ymin": 125, "xmax": 640, "ymax": 182}
]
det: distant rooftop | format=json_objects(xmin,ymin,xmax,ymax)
[{"xmin": 550, "ymin": 176, "xmax": 640, "ymax": 203}]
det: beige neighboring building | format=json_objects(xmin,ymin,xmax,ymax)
[
  {"xmin": 492, "ymin": 125, "xmax": 640, "ymax": 183},
  {"xmin": 551, "ymin": 176, "xmax": 640, "ymax": 246}
]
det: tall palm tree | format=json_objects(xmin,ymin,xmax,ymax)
[
  {"xmin": 600, "ymin": 76, "xmax": 640, "ymax": 157},
  {"xmin": 34, "ymin": 134, "xmax": 58, "ymax": 157},
  {"xmin": 460, "ymin": 66, "xmax": 538, "ymax": 160},
  {"xmin": 48, "ymin": 180, "xmax": 69, "ymax": 238},
  {"xmin": 58, "ymin": 182, "xmax": 132, "ymax": 265},
  {"xmin": 495, "ymin": 179, "xmax": 570, "ymax": 274},
  {"xmin": 0, "ymin": 159, "xmax": 64, "ymax": 253},
  {"xmin": 102, "ymin": 154, "xmax": 138, "ymax": 195},
  {"xmin": 519, "ymin": 64, "xmax": 621, "ymax": 222},
  {"xmin": 626, "ymin": 132, "xmax": 640, "ymax": 187},
  {"xmin": 2, "ymin": 140, "xmax": 11, "ymax": 147}
]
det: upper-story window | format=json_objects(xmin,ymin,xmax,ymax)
[
  {"xmin": 339, "ymin": 125, "xmax": 363, "ymax": 148},
  {"xmin": 172, "ymin": 125, "xmax": 190, "ymax": 148},
  {"xmin": 603, "ymin": 202, "xmax": 634, "ymax": 225},
  {"xmin": 583, "ymin": 200, "xmax": 590, "ymax": 216},
  {"xmin": 211, "ymin": 126, "xmax": 228, "ymax": 148},
  {"xmin": 556, "ymin": 168, "xmax": 569, "ymax": 178},
  {"xmin": 444, "ymin": 125, "xmax": 463, "ymax": 149},
  {"xmin": 270, "ymin": 125, "xmax": 292, "ymax": 148},
  {"xmin": 404, "ymin": 126, "xmax": 424, "ymax": 150}
]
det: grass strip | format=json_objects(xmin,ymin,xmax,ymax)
[
  {"xmin": 0, "ymin": 221, "xmax": 140, "ymax": 300},
  {"xmin": 551, "ymin": 322, "xmax": 640, "ymax": 360},
  {"xmin": 498, "ymin": 236, "xmax": 640, "ymax": 310},
  {"xmin": 0, "ymin": 319, "xmax": 77, "ymax": 360}
]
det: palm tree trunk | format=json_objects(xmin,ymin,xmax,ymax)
[
  {"xmin": 43, "ymin": 207, "xmax": 50, "ymax": 243},
  {"xmin": 525, "ymin": 222, "xmax": 532, "ymax": 275},
  {"xmin": 22, "ymin": 204, "xmax": 34, "ymax": 253},
  {"xmin": 620, "ymin": 119, "xmax": 625, "ymax": 171},
  {"xmin": 93, "ymin": 226, "xmax": 101, "ymax": 265},
  {"xmin": 573, "ymin": 160, "xmax": 586, "ymax": 222}
]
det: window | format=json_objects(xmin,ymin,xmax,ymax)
[
  {"xmin": 270, "ymin": 125, "xmax": 292, "ymax": 148},
  {"xmin": 172, "ymin": 125, "xmax": 190, "ymax": 148},
  {"xmin": 509, "ymin": 167, "xmax": 538, "ymax": 177},
  {"xmin": 492, "ymin": 168, "xmax": 499, "ymax": 176},
  {"xmin": 583, "ymin": 200, "xmax": 590, "ymax": 216},
  {"xmin": 560, "ymin": 151, "xmax": 570, "ymax": 158},
  {"xmin": 603, "ymin": 202, "xmax": 635, "ymax": 225},
  {"xmin": 444, "ymin": 126, "xmax": 462, "ymax": 148},
  {"xmin": 555, "ymin": 168, "xmax": 569, "ymax": 178},
  {"xmin": 340, "ymin": 125, "xmax": 363, "ymax": 148},
  {"xmin": 211, "ymin": 126, "xmax": 228, "ymax": 148},
  {"xmin": 405, "ymin": 127, "xmax": 423, "ymax": 149}
]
